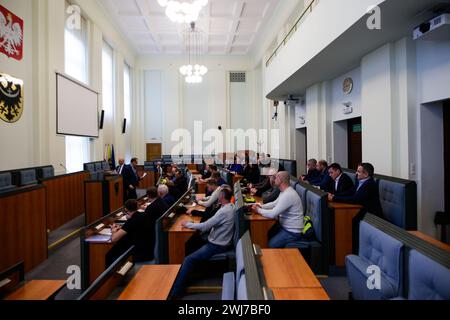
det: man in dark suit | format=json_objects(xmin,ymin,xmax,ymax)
[
  {"xmin": 300, "ymin": 159, "xmax": 320, "ymax": 183},
  {"xmin": 123, "ymin": 158, "xmax": 143, "ymax": 200},
  {"xmin": 310, "ymin": 160, "xmax": 333, "ymax": 190},
  {"xmin": 167, "ymin": 169, "xmax": 188, "ymax": 199},
  {"xmin": 111, "ymin": 189, "xmax": 166, "ymax": 264},
  {"xmin": 328, "ymin": 163, "xmax": 383, "ymax": 253},
  {"xmin": 116, "ymin": 158, "xmax": 126, "ymax": 175},
  {"xmin": 144, "ymin": 187, "xmax": 169, "ymax": 220},
  {"xmin": 158, "ymin": 184, "xmax": 176, "ymax": 207},
  {"xmin": 326, "ymin": 163, "xmax": 355, "ymax": 197}
]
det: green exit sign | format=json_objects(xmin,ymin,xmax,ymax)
[{"xmin": 353, "ymin": 124, "xmax": 362, "ymax": 133}]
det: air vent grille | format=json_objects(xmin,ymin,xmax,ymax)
[{"xmin": 230, "ymin": 72, "xmax": 246, "ymax": 83}]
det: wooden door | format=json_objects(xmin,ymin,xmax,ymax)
[
  {"xmin": 146, "ymin": 143, "xmax": 162, "ymax": 161},
  {"xmin": 347, "ymin": 117, "xmax": 362, "ymax": 170}
]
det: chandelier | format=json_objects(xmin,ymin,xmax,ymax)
[
  {"xmin": 179, "ymin": 23, "xmax": 208, "ymax": 84},
  {"xmin": 157, "ymin": 0, "xmax": 208, "ymax": 24}
]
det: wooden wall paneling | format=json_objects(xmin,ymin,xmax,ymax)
[{"xmin": 0, "ymin": 187, "xmax": 47, "ymax": 273}]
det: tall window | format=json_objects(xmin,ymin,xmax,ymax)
[
  {"xmin": 64, "ymin": 2, "xmax": 90, "ymax": 173},
  {"xmin": 124, "ymin": 63, "xmax": 132, "ymax": 161},
  {"xmin": 102, "ymin": 42, "xmax": 114, "ymax": 121}
]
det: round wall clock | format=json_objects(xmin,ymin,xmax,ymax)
[{"xmin": 343, "ymin": 77, "xmax": 353, "ymax": 95}]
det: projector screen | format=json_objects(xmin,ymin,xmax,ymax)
[{"xmin": 57, "ymin": 73, "xmax": 99, "ymax": 138}]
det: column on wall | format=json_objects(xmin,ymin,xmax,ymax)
[
  {"xmin": 131, "ymin": 68, "xmax": 146, "ymax": 161},
  {"xmin": 361, "ymin": 43, "xmax": 394, "ymax": 176},
  {"xmin": 44, "ymin": 0, "xmax": 66, "ymax": 173},
  {"xmin": 113, "ymin": 50, "xmax": 125, "ymax": 160},
  {"xmin": 88, "ymin": 22, "xmax": 104, "ymax": 162},
  {"xmin": 305, "ymin": 81, "xmax": 330, "ymax": 161}
]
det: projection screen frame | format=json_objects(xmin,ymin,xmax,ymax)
[{"xmin": 56, "ymin": 72, "xmax": 100, "ymax": 139}]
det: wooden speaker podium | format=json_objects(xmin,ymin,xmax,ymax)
[{"xmin": 84, "ymin": 174, "xmax": 123, "ymax": 225}]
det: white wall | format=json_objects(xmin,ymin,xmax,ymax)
[
  {"xmin": 361, "ymin": 43, "xmax": 394, "ymax": 176},
  {"xmin": 331, "ymin": 67, "xmax": 362, "ymax": 122},
  {"xmin": 264, "ymin": 0, "xmax": 385, "ymax": 96},
  {"xmin": 0, "ymin": 0, "xmax": 35, "ymax": 171},
  {"xmin": 140, "ymin": 58, "xmax": 268, "ymax": 157}
]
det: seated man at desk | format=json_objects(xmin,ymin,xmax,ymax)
[
  {"xmin": 300, "ymin": 159, "xmax": 320, "ymax": 184},
  {"xmin": 145, "ymin": 187, "xmax": 169, "ymax": 219},
  {"xmin": 328, "ymin": 163, "xmax": 384, "ymax": 253},
  {"xmin": 261, "ymin": 175, "xmax": 281, "ymax": 204},
  {"xmin": 326, "ymin": 163, "xmax": 354, "ymax": 196},
  {"xmin": 199, "ymin": 165, "xmax": 219, "ymax": 183},
  {"xmin": 252, "ymin": 172, "xmax": 304, "ymax": 248},
  {"xmin": 189, "ymin": 181, "xmax": 232, "ymax": 222},
  {"xmin": 167, "ymin": 169, "xmax": 188, "ymax": 199},
  {"xmin": 310, "ymin": 160, "xmax": 332, "ymax": 190},
  {"xmin": 327, "ymin": 163, "xmax": 383, "ymax": 217},
  {"xmin": 170, "ymin": 188, "xmax": 236, "ymax": 298},
  {"xmin": 110, "ymin": 199, "xmax": 158, "ymax": 264},
  {"xmin": 158, "ymin": 184, "xmax": 176, "ymax": 207},
  {"xmin": 243, "ymin": 159, "xmax": 261, "ymax": 184},
  {"xmin": 200, "ymin": 164, "xmax": 213, "ymax": 180},
  {"xmin": 211, "ymin": 171, "xmax": 226, "ymax": 187}
]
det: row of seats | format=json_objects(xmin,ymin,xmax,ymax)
[
  {"xmin": 276, "ymin": 159, "xmax": 297, "ymax": 177},
  {"xmin": 343, "ymin": 168, "xmax": 417, "ymax": 230},
  {"xmin": 286, "ymin": 179, "xmax": 330, "ymax": 275},
  {"xmin": 346, "ymin": 214, "xmax": 450, "ymax": 300},
  {"xmin": 0, "ymin": 166, "xmax": 55, "ymax": 193},
  {"xmin": 222, "ymin": 231, "xmax": 266, "ymax": 301},
  {"xmin": 84, "ymin": 161, "xmax": 110, "ymax": 174}
]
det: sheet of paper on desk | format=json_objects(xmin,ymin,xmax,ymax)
[
  {"xmin": 86, "ymin": 235, "xmax": 111, "ymax": 243},
  {"xmin": 99, "ymin": 228, "xmax": 112, "ymax": 236},
  {"xmin": 118, "ymin": 215, "xmax": 127, "ymax": 222}
]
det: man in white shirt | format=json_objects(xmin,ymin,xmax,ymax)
[
  {"xmin": 252, "ymin": 171, "xmax": 304, "ymax": 248},
  {"xmin": 116, "ymin": 158, "xmax": 125, "ymax": 175}
]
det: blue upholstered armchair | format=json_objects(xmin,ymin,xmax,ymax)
[{"xmin": 346, "ymin": 221, "xmax": 404, "ymax": 300}]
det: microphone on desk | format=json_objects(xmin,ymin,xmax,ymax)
[{"xmin": 59, "ymin": 163, "xmax": 68, "ymax": 173}]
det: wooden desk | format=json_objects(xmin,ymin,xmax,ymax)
[
  {"xmin": 168, "ymin": 215, "xmax": 202, "ymax": 264},
  {"xmin": 85, "ymin": 176, "xmax": 124, "ymax": 225},
  {"xmin": 187, "ymin": 164, "xmax": 197, "ymax": 172},
  {"xmin": 83, "ymin": 199, "xmax": 148, "ymax": 286},
  {"xmin": 329, "ymin": 202, "xmax": 363, "ymax": 266},
  {"xmin": 261, "ymin": 249, "xmax": 322, "ymax": 289},
  {"xmin": 272, "ymin": 288, "xmax": 329, "ymax": 300},
  {"xmin": 246, "ymin": 213, "xmax": 276, "ymax": 249},
  {"xmin": 408, "ymin": 231, "xmax": 450, "ymax": 252},
  {"xmin": 118, "ymin": 265, "xmax": 180, "ymax": 300},
  {"xmin": 232, "ymin": 174, "xmax": 244, "ymax": 185},
  {"xmin": 41, "ymin": 171, "xmax": 89, "ymax": 231},
  {"xmin": 4, "ymin": 280, "xmax": 66, "ymax": 300},
  {"xmin": 0, "ymin": 186, "xmax": 47, "ymax": 273},
  {"xmin": 260, "ymin": 249, "xmax": 329, "ymax": 301},
  {"xmin": 245, "ymin": 196, "xmax": 276, "ymax": 248}
]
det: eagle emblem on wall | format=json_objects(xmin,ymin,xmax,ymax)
[
  {"xmin": 0, "ymin": 73, "xmax": 24, "ymax": 123},
  {"xmin": 0, "ymin": 5, "xmax": 23, "ymax": 61}
]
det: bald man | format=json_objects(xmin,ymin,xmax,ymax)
[
  {"xmin": 116, "ymin": 158, "xmax": 126, "ymax": 175},
  {"xmin": 252, "ymin": 171, "xmax": 304, "ymax": 248}
]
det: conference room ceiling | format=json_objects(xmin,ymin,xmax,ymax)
[{"xmin": 98, "ymin": 0, "xmax": 279, "ymax": 55}]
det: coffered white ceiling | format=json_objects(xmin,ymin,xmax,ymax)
[{"xmin": 98, "ymin": 0, "xmax": 279, "ymax": 55}]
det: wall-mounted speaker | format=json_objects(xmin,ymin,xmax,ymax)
[
  {"xmin": 99, "ymin": 110, "xmax": 105, "ymax": 129},
  {"xmin": 122, "ymin": 119, "xmax": 127, "ymax": 134}
]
